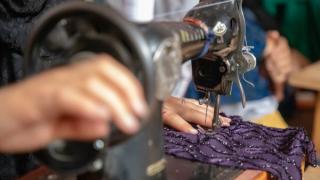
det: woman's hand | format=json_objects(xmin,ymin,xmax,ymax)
[
  {"xmin": 0, "ymin": 55, "xmax": 148, "ymax": 153},
  {"xmin": 162, "ymin": 96, "xmax": 231, "ymax": 134},
  {"xmin": 264, "ymin": 31, "xmax": 293, "ymax": 84},
  {"xmin": 263, "ymin": 31, "xmax": 294, "ymax": 101}
]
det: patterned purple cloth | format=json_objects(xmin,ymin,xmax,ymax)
[{"xmin": 164, "ymin": 115, "xmax": 317, "ymax": 180}]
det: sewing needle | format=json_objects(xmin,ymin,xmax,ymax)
[
  {"xmin": 204, "ymin": 91, "xmax": 211, "ymax": 127},
  {"xmin": 213, "ymin": 93, "xmax": 221, "ymax": 129}
]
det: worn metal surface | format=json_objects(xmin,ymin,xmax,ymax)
[{"xmin": 165, "ymin": 155, "xmax": 243, "ymax": 180}]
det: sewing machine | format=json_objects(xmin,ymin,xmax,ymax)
[{"xmin": 24, "ymin": 0, "xmax": 255, "ymax": 179}]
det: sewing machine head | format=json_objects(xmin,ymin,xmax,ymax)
[
  {"xmin": 181, "ymin": 0, "xmax": 256, "ymax": 127},
  {"xmin": 23, "ymin": 0, "xmax": 255, "ymax": 178},
  {"xmin": 185, "ymin": 0, "xmax": 256, "ymax": 102},
  {"xmin": 186, "ymin": 0, "xmax": 249, "ymax": 94}
]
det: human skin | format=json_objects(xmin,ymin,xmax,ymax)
[{"xmin": 263, "ymin": 31, "xmax": 294, "ymax": 101}]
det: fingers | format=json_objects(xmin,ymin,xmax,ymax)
[
  {"xmin": 264, "ymin": 31, "xmax": 280, "ymax": 56},
  {"xmin": 162, "ymin": 97, "xmax": 232, "ymax": 133},
  {"xmin": 220, "ymin": 116, "xmax": 231, "ymax": 127},
  {"xmin": 82, "ymin": 77, "xmax": 141, "ymax": 134},
  {"xmin": 265, "ymin": 56, "xmax": 291, "ymax": 83},
  {"xmin": 55, "ymin": 118, "xmax": 108, "ymax": 140},
  {"xmin": 264, "ymin": 35, "xmax": 293, "ymax": 83},
  {"xmin": 56, "ymin": 55, "xmax": 148, "ymax": 135},
  {"xmin": 167, "ymin": 96, "xmax": 214, "ymax": 115},
  {"xmin": 93, "ymin": 55, "xmax": 148, "ymax": 117},
  {"xmin": 162, "ymin": 111, "xmax": 198, "ymax": 134},
  {"xmin": 180, "ymin": 107, "xmax": 213, "ymax": 127},
  {"xmin": 183, "ymin": 98, "xmax": 215, "ymax": 115},
  {"xmin": 54, "ymin": 89, "xmax": 110, "ymax": 121},
  {"xmin": 179, "ymin": 98, "xmax": 229, "ymax": 128},
  {"xmin": 179, "ymin": 106, "xmax": 230, "ymax": 128},
  {"xmin": 265, "ymin": 60, "xmax": 286, "ymax": 83},
  {"xmin": 267, "ymin": 30, "xmax": 280, "ymax": 40}
]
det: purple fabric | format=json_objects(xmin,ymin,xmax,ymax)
[{"xmin": 164, "ymin": 115, "xmax": 317, "ymax": 180}]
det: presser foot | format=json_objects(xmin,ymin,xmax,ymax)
[
  {"xmin": 197, "ymin": 91, "xmax": 222, "ymax": 133},
  {"xmin": 196, "ymin": 125, "xmax": 216, "ymax": 135},
  {"xmin": 196, "ymin": 92, "xmax": 222, "ymax": 134}
]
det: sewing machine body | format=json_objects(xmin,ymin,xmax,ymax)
[{"xmin": 24, "ymin": 0, "xmax": 255, "ymax": 179}]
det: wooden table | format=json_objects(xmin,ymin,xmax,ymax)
[
  {"xmin": 23, "ymin": 161, "xmax": 311, "ymax": 180},
  {"xmin": 289, "ymin": 62, "xmax": 320, "ymax": 154},
  {"xmin": 20, "ymin": 168, "xmax": 268, "ymax": 180},
  {"xmin": 20, "ymin": 168, "xmax": 269, "ymax": 180},
  {"xmin": 22, "ymin": 158, "xmax": 307, "ymax": 180},
  {"xmin": 21, "ymin": 148, "xmax": 307, "ymax": 180}
]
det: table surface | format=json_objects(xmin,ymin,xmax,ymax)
[
  {"xmin": 165, "ymin": 156, "xmax": 267, "ymax": 180},
  {"xmin": 289, "ymin": 62, "xmax": 320, "ymax": 91},
  {"xmin": 20, "ymin": 155, "xmax": 268, "ymax": 180}
]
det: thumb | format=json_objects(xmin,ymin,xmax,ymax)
[{"xmin": 267, "ymin": 30, "xmax": 280, "ymax": 40}]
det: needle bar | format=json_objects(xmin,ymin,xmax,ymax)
[{"xmin": 213, "ymin": 94, "xmax": 221, "ymax": 129}]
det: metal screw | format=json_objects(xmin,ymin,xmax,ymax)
[
  {"xmin": 47, "ymin": 174, "xmax": 59, "ymax": 180},
  {"xmin": 219, "ymin": 66, "xmax": 226, "ymax": 73},
  {"xmin": 58, "ymin": 19, "xmax": 67, "ymax": 26},
  {"xmin": 92, "ymin": 159, "xmax": 103, "ymax": 171},
  {"xmin": 93, "ymin": 139, "xmax": 105, "ymax": 150},
  {"xmin": 213, "ymin": 21, "xmax": 227, "ymax": 36}
]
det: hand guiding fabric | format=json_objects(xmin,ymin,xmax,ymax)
[{"xmin": 162, "ymin": 97, "xmax": 231, "ymax": 134}]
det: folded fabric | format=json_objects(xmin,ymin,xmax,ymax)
[{"xmin": 164, "ymin": 115, "xmax": 317, "ymax": 180}]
